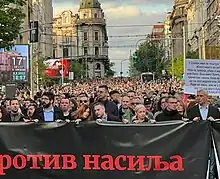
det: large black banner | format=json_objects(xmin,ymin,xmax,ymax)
[
  {"xmin": 0, "ymin": 121, "xmax": 210, "ymax": 179},
  {"xmin": 211, "ymin": 122, "xmax": 220, "ymax": 162}
]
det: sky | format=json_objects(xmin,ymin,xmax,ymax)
[{"xmin": 52, "ymin": 0, "xmax": 173, "ymax": 76}]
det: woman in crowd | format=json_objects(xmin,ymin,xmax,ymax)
[
  {"xmin": 74, "ymin": 104, "xmax": 92, "ymax": 121},
  {"xmin": 176, "ymin": 100, "xmax": 185, "ymax": 117},
  {"xmin": 132, "ymin": 104, "xmax": 154, "ymax": 124}
]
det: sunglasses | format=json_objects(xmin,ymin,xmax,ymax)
[
  {"xmin": 80, "ymin": 100, "xmax": 88, "ymax": 103},
  {"xmin": 131, "ymin": 102, "xmax": 140, "ymax": 105}
]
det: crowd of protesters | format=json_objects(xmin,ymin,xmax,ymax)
[
  {"xmin": 0, "ymin": 77, "xmax": 220, "ymax": 124},
  {"xmin": 0, "ymin": 77, "xmax": 220, "ymax": 179}
]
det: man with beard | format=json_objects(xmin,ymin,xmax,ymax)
[
  {"xmin": 36, "ymin": 92, "xmax": 64, "ymax": 122},
  {"xmin": 91, "ymin": 85, "xmax": 119, "ymax": 121},
  {"xmin": 9, "ymin": 98, "xmax": 24, "ymax": 122}
]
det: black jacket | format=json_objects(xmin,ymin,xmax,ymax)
[
  {"xmin": 35, "ymin": 106, "xmax": 64, "ymax": 122},
  {"xmin": 155, "ymin": 109, "xmax": 182, "ymax": 122},
  {"xmin": 91, "ymin": 100, "xmax": 119, "ymax": 121},
  {"xmin": 186, "ymin": 104, "xmax": 220, "ymax": 120}
]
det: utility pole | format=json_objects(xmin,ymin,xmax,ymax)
[
  {"xmin": 202, "ymin": 26, "xmax": 206, "ymax": 59},
  {"xmin": 171, "ymin": 38, "xmax": 174, "ymax": 78},
  {"xmin": 61, "ymin": 29, "xmax": 64, "ymax": 85},
  {"xmin": 183, "ymin": 26, "xmax": 186, "ymax": 69},
  {"xmin": 36, "ymin": 43, "xmax": 39, "ymax": 92}
]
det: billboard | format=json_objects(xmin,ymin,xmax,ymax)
[
  {"xmin": 44, "ymin": 59, "xmax": 69, "ymax": 78},
  {"xmin": 0, "ymin": 45, "xmax": 29, "ymax": 83}
]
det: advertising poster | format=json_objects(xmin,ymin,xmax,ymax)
[
  {"xmin": 44, "ymin": 58, "xmax": 69, "ymax": 78},
  {"xmin": 0, "ymin": 45, "xmax": 29, "ymax": 83}
]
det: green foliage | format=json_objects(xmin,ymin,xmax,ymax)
[
  {"xmin": 69, "ymin": 60, "xmax": 85, "ymax": 80},
  {"xmin": 36, "ymin": 58, "xmax": 54, "ymax": 85},
  {"xmin": 105, "ymin": 61, "xmax": 115, "ymax": 77},
  {"xmin": 131, "ymin": 40, "xmax": 166, "ymax": 74},
  {"xmin": 0, "ymin": 0, "xmax": 26, "ymax": 48},
  {"xmin": 168, "ymin": 56, "xmax": 184, "ymax": 78},
  {"xmin": 186, "ymin": 50, "xmax": 199, "ymax": 59}
]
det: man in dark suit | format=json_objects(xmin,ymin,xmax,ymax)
[
  {"xmin": 186, "ymin": 89, "xmax": 220, "ymax": 121},
  {"xmin": 186, "ymin": 89, "xmax": 220, "ymax": 179},
  {"xmin": 35, "ymin": 92, "xmax": 64, "ymax": 122}
]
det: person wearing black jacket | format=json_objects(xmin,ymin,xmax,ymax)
[
  {"xmin": 91, "ymin": 85, "xmax": 119, "ymax": 121},
  {"xmin": 186, "ymin": 89, "xmax": 220, "ymax": 179},
  {"xmin": 155, "ymin": 96, "xmax": 182, "ymax": 122},
  {"xmin": 186, "ymin": 89, "xmax": 220, "ymax": 121},
  {"xmin": 35, "ymin": 92, "xmax": 64, "ymax": 122}
]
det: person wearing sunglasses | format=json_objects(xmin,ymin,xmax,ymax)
[{"xmin": 77, "ymin": 93, "xmax": 89, "ymax": 108}]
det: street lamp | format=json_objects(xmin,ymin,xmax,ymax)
[
  {"xmin": 120, "ymin": 59, "xmax": 128, "ymax": 79},
  {"xmin": 135, "ymin": 38, "xmax": 148, "ymax": 50}
]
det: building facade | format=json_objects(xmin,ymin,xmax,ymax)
[
  {"xmin": 170, "ymin": 0, "xmax": 189, "ymax": 58},
  {"xmin": 186, "ymin": 0, "xmax": 206, "ymax": 58},
  {"xmin": 53, "ymin": 11, "xmax": 78, "ymax": 59},
  {"xmin": 151, "ymin": 25, "xmax": 165, "ymax": 52},
  {"xmin": 166, "ymin": 0, "xmax": 220, "ymax": 60},
  {"xmin": 164, "ymin": 13, "xmax": 172, "ymax": 61},
  {"xmin": 185, "ymin": 0, "xmax": 220, "ymax": 59},
  {"xmin": 52, "ymin": 0, "xmax": 109, "ymax": 79},
  {"xmin": 77, "ymin": 0, "xmax": 109, "ymax": 78},
  {"xmin": 16, "ymin": 0, "xmax": 53, "ymax": 58},
  {"xmin": 205, "ymin": 0, "xmax": 220, "ymax": 59}
]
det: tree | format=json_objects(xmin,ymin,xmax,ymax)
[
  {"xmin": 186, "ymin": 50, "xmax": 199, "ymax": 59},
  {"xmin": 168, "ymin": 56, "xmax": 184, "ymax": 78},
  {"xmin": 131, "ymin": 40, "xmax": 167, "ymax": 75},
  {"xmin": 69, "ymin": 60, "xmax": 85, "ymax": 80},
  {"xmin": 35, "ymin": 58, "xmax": 54, "ymax": 86},
  {"xmin": 0, "ymin": 0, "xmax": 26, "ymax": 48},
  {"xmin": 105, "ymin": 62, "xmax": 115, "ymax": 77}
]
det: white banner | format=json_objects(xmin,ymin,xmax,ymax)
[{"xmin": 184, "ymin": 59, "xmax": 220, "ymax": 96}]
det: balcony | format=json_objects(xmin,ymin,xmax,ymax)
[
  {"xmin": 77, "ymin": 18, "xmax": 106, "ymax": 25},
  {"xmin": 77, "ymin": 54, "xmax": 108, "ymax": 60}
]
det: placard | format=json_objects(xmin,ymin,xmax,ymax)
[{"xmin": 184, "ymin": 59, "xmax": 220, "ymax": 95}]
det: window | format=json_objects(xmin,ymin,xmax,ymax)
[
  {"xmin": 84, "ymin": 47, "xmax": 88, "ymax": 55},
  {"xmin": 84, "ymin": 14, "xmax": 86, "ymax": 18},
  {"xmin": 63, "ymin": 36, "xmax": 70, "ymax": 43},
  {"xmin": 95, "ymin": 31, "xmax": 99, "ymax": 40},
  {"xmin": 94, "ymin": 13, "xmax": 98, "ymax": 18},
  {"xmin": 95, "ymin": 63, "xmax": 101, "ymax": 70},
  {"xmin": 180, "ymin": 7, "xmax": 184, "ymax": 15},
  {"xmin": 53, "ymin": 49, "xmax": 56, "ymax": 58},
  {"xmin": 63, "ymin": 48, "xmax": 68, "ymax": 58},
  {"xmin": 84, "ymin": 32, "xmax": 88, "ymax": 41},
  {"xmin": 63, "ymin": 16, "xmax": 67, "ymax": 23},
  {"xmin": 95, "ymin": 47, "xmax": 99, "ymax": 56}
]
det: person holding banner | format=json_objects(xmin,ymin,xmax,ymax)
[
  {"xmin": 186, "ymin": 89, "xmax": 220, "ymax": 179},
  {"xmin": 186, "ymin": 89, "xmax": 220, "ymax": 122},
  {"xmin": 132, "ymin": 104, "xmax": 154, "ymax": 124},
  {"xmin": 155, "ymin": 96, "xmax": 182, "ymax": 122}
]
